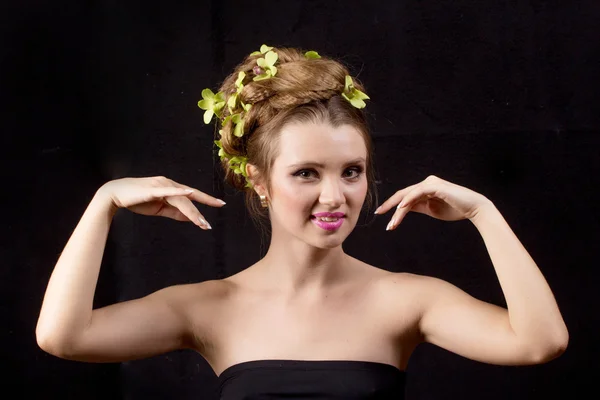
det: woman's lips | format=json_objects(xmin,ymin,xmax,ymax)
[{"xmin": 310, "ymin": 216, "xmax": 344, "ymax": 231}]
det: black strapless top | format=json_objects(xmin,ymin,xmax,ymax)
[{"xmin": 217, "ymin": 359, "xmax": 406, "ymax": 399}]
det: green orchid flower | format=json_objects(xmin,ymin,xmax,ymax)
[
  {"xmin": 198, "ymin": 89, "xmax": 226, "ymax": 124},
  {"xmin": 214, "ymin": 140, "xmax": 232, "ymax": 160},
  {"xmin": 253, "ymin": 50, "xmax": 278, "ymax": 81},
  {"xmin": 250, "ymin": 44, "xmax": 274, "ymax": 56},
  {"xmin": 228, "ymin": 155, "xmax": 247, "ymax": 175},
  {"xmin": 304, "ymin": 50, "xmax": 321, "ymax": 59},
  {"xmin": 228, "ymin": 71, "xmax": 246, "ymax": 113},
  {"xmin": 228, "ymin": 155, "xmax": 253, "ymax": 188},
  {"xmin": 341, "ymin": 75, "xmax": 370, "ymax": 109},
  {"xmin": 222, "ymin": 113, "xmax": 245, "ymax": 137},
  {"xmin": 214, "ymin": 140, "xmax": 253, "ymax": 189}
]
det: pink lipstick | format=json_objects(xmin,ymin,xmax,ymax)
[{"xmin": 310, "ymin": 212, "xmax": 345, "ymax": 231}]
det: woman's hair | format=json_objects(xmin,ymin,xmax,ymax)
[{"xmin": 215, "ymin": 46, "xmax": 378, "ymax": 243}]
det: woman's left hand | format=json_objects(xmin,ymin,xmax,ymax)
[{"xmin": 374, "ymin": 175, "xmax": 493, "ymax": 230}]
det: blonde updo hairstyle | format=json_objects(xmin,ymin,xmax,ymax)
[{"xmin": 215, "ymin": 46, "xmax": 378, "ymax": 238}]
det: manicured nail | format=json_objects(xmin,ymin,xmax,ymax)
[
  {"xmin": 185, "ymin": 189, "xmax": 194, "ymax": 193},
  {"xmin": 217, "ymin": 199, "xmax": 226, "ymax": 205},
  {"xmin": 374, "ymin": 206, "xmax": 382, "ymax": 214},
  {"xmin": 386, "ymin": 219, "xmax": 394, "ymax": 231},
  {"xmin": 199, "ymin": 217, "xmax": 212, "ymax": 229}
]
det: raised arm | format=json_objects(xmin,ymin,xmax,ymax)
[
  {"xmin": 36, "ymin": 178, "xmax": 224, "ymax": 362},
  {"xmin": 374, "ymin": 176, "xmax": 568, "ymax": 366}
]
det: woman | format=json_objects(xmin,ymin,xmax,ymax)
[{"xmin": 36, "ymin": 45, "xmax": 568, "ymax": 399}]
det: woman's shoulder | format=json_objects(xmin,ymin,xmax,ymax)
[{"xmin": 164, "ymin": 279, "xmax": 236, "ymax": 315}]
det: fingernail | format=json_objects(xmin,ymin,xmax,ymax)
[
  {"xmin": 386, "ymin": 218, "xmax": 395, "ymax": 231},
  {"xmin": 374, "ymin": 206, "xmax": 381, "ymax": 214},
  {"xmin": 199, "ymin": 217, "xmax": 212, "ymax": 229},
  {"xmin": 217, "ymin": 199, "xmax": 226, "ymax": 205},
  {"xmin": 186, "ymin": 189, "xmax": 194, "ymax": 193}
]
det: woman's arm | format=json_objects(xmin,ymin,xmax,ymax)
[
  {"xmin": 468, "ymin": 203, "xmax": 569, "ymax": 350},
  {"xmin": 415, "ymin": 203, "xmax": 568, "ymax": 365},
  {"xmin": 35, "ymin": 187, "xmax": 204, "ymax": 361},
  {"xmin": 381, "ymin": 202, "xmax": 568, "ymax": 366},
  {"xmin": 36, "ymin": 188, "xmax": 118, "ymax": 351}
]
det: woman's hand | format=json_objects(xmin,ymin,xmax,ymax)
[
  {"xmin": 97, "ymin": 176, "xmax": 226, "ymax": 230},
  {"xmin": 374, "ymin": 175, "xmax": 493, "ymax": 230}
]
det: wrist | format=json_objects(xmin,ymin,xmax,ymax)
[
  {"xmin": 93, "ymin": 185, "xmax": 119, "ymax": 217},
  {"xmin": 469, "ymin": 199, "xmax": 498, "ymax": 226}
]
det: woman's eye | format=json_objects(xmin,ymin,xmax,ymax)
[{"xmin": 294, "ymin": 167, "xmax": 363, "ymax": 179}]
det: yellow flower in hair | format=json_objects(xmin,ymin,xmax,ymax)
[
  {"xmin": 304, "ymin": 50, "xmax": 321, "ymax": 59},
  {"xmin": 214, "ymin": 140, "xmax": 253, "ymax": 189},
  {"xmin": 198, "ymin": 89, "xmax": 225, "ymax": 124},
  {"xmin": 214, "ymin": 140, "xmax": 231, "ymax": 160},
  {"xmin": 222, "ymin": 113, "xmax": 245, "ymax": 137},
  {"xmin": 228, "ymin": 71, "xmax": 246, "ymax": 113},
  {"xmin": 250, "ymin": 44, "xmax": 274, "ymax": 56},
  {"xmin": 253, "ymin": 51, "xmax": 278, "ymax": 81},
  {"xmin": 342, "ymin": 75, "xmax": 370, "ymax": 109}
]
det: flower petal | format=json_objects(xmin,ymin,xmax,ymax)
[
  {"xmin": 353, "ymin": 89, "xmax": 370, "ymax": 100},
  {"xmin": 203, "ymin": 109, "xmax": 214, "ymax": 124},
  {"xmin": 349, "ymin": 97, "xmax": 366, "ymax": 109},
  {"xmin": 215, "ymin": 91, "xmax": 225, "ymax": 102},
  {"xmin": 214, "ymin": 100, "xmax": 226, "ymax": 111},
  {"xmin": 201, "ymin": 88, "xmax": 215, "ymax": 99},
  {"xmin": 235, "ymin": 71, "xmax": 246, "ymax": 88},
  {"xmin": 265, "ymin": 50, "xmax": 278, "ymax": 66},
  {"xmin": 260, "ymin": 44, "xmax": 273, "ymax": 53},
  {"xmin": 227, "ymin": 94, "xmax": 237, "ymax": 111},
  {"xmin": 344, "ymin": 75, "xmax": 353, "ymax": 90},
  {"xmin": 198, "ymin": 99, "xmax": 211, "ymax": 110},
  {"xmin": 304, "ymin": 51, "xmax": 321, "ymax": 59},
  {"xmin": 253, "ymin": 73, "xmax": 271, "ymax": 81},
  {"xmin": 234, "ymin": 121, "xmax": 244, "ymax": 137}
]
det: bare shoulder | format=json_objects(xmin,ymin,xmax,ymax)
[
  {"xmin": 168, "ymin": 279, "xmax": 234, "ymax": 352},
  {"xmin": 372, "ymin": 271, "xmax": 422, "ymax": 307},
  {"xmin": 376, "ymin": 271, "xmax": 448, "ymax": 312},
  {"xmin": 161, "ymin": 278, "xmax": 232, "ymax": 306},
  {"xmin": 373, "ymin": 271, "xmax": 432, "ymax": 335}
]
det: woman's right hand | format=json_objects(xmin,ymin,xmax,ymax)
[{"xmin": 97, "ymin": 176, "xmax": 225, "ymax": 230}]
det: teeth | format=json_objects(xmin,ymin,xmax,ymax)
[{"xmin": 316, "ymin": 217, "xmax": 340, "ymax": 222}]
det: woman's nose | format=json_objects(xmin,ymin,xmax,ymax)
[{"xmin": 319, "ymin": 178, "xmax": 345, "ymax": 205}]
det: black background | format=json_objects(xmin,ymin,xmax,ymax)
[{"xmin": 2, "ymin": 1, "xmax": 598, "ymax": 398}]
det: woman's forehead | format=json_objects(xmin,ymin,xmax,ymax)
[{"xmin": 277, "ymin": 122, "xmax": 366, "ymax": 160}]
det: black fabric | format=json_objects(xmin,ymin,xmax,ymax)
[{"xmin": 217, "ymin": 359, "xmax": 406, "ymax": 399}]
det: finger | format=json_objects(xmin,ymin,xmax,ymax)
[
  {"xmin": 386, "ymin": 201, "xmax": 430, "ymax": 230},
  {"xmin": 398, "ymin": 184, "xmax": 439, "ymax": 209},
  {"xmin": 374, "ymin": 183, "xmax": 419, "ymax": 215},
  {"xmin": 160, "ymin": 179, "xmax": 226, "ymax": 208},
  {"xmin": 163, "ymin": 196, "xmax": 212, "ymax": 229},
  {"xmin": 158, "ymin": 204, "xmax": 212, "ymax": 230},
  {"xmin": 386, "ymin": 185, "xmax": 436, "ymax": 231},
  {"xmin": 148, "ymin": 186, "xmax": 197, "ymax": 201},
  {"xmin": 181, "ymin": 188, "xmax": 227, "ymax": 208}
]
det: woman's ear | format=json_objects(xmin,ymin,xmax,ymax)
[{"xmin": 246, "ymin": 163, "xmax": 265, "ymax": 195}]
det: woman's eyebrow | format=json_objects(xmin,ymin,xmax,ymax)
[{"xmin": 287, "ymin": 157, "xmax": 366, "ymax": 169}]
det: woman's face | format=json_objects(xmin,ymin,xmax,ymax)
[{"xmin": 268, "ymin": 121, "xmax": 368, "ymax": 248}]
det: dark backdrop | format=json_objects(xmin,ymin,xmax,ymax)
[{"xmin": 2, "ymin": 1, "xmax": 598, "ymax": 399}]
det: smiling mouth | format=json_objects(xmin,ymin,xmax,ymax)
[{"xmin": 310, "ymin": 216, "xmax": 345, "ymax": 221}]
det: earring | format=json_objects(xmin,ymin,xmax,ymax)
[{"xmin": 259, "ymin": 195, "xmax": 268, "ymax": 208}]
